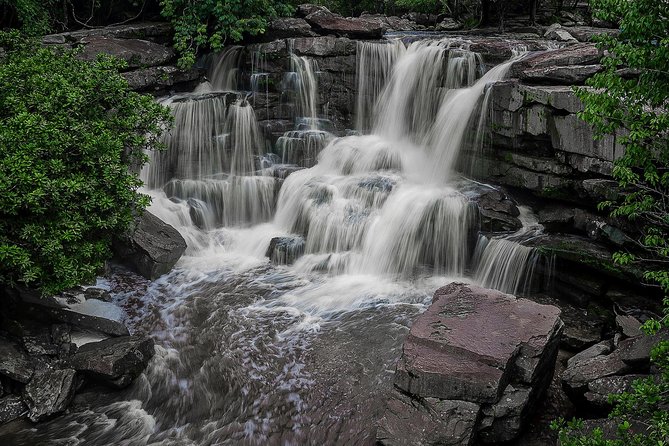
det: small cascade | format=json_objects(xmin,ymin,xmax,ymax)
[
  {"xmin": 276, "ymin": 130, "xmax": 331, "ymax": 167},
  {"xmin": 142, "ymin": 92, "xmax": 234, "ymax": 188},
  {"xmin": 207, "ymin": 46, "xmax": 244, "ymax": 91},
  {"xmin": 222, "ymin": 99, "xmax": 267, "ymax": 175},
  {"xmin": 355, "ymin": 40, "xmax": 406, "ymax": 132},
  {"xmin": 472, "ymin": 208, "xmax": 544, "ymax": 295},
  {"xmin": 288, "ymin": 54, "xmax": 320, "ymax": 127}
]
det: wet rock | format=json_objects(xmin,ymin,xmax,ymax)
[
  {"xmin": 567, "ymin": 340, "xmax": 613, "ymax": 368},
  {"xmin": 0, "ymin": 396, "xmax": 27, "ymax": 424},
  {"xmin": 538, "ymin": 206, "xmax": 575, "ymax": 232},
  {"xmin": 122, "ymin": 65, "xmax": 201, "ymax": 91},
  {"xmin": 0, "ymin": 339, "xmax": 34, "ymax": 383},
  {"xmin": 305, "ymin": 9, "xmax": 385, "ymax": 39},
  {"xmin": 113, "ymin": 210, "xmax": 187, "ymax": 280},
  {"xmin": 23, "ymin": 367, "xmax": 77, "ymax": 422},
  {"xmin": 479, "ymin": 209, "xmax": 523, "ymax": 233},
  {"xmin": 436, "ymin": 18, "xmax": 462, "ymax": 31},
  {"xmin": 69, "ymin": 336, "xmax": 155, "ymax": 389},
  {"xmin": 22, "ymin": 331, "xmax": 58, "ymax": 357},
  {"xmin": 43, "ymin": 302, "xmax": 129, "ymax": 338},
  {"xmin": 567, "ymin": 26, "xmax": 619, "ymax": 43},
  {"xmin": 83, "ymin": 287, "xmax": 112, "ymax": 302},
  {"xmin": 584, "ymin": 374, "xmax": 644, "ymax": 411},
  {"xmin": 266, "ymin": 236, "xmax": 306, "ymax": 265},
  {"xmin": 267, "ymin": 17, "xmax": 317, "ymax": 39},
  {"xmin": 562, "ymin": 349, "xmax": 631, "ymax": 394},
  {"xmin": 377, "ymin": 391, "xmax": 479, "ymax": 446},
  {"xmin": 77, "ymin": 37, "xmax": 175, "ymax": 69}
]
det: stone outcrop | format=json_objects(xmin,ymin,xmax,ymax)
[
  {"xmin": 69, "ymin": 336, "xmax": 155, "ymax": 389},
  {"xmin": 379, "ymin": 283, "xmax": 563, "ymax": 444},
  {"xmin": 0, "ymin": 339, "xmax": 34, "ymax": 384},
  {"xmin": 113, "ymin": 210, "xmax": 187, "ymax": 280},
  {"xmin": 42, "ymin": 22, "xmax": 201, "ymax": 93},
  {"xmin": 266, "ymin": 236, "xmax": 305, "ymax": 265},
  {"xmin": 304, "ymin": 8, "xmax": 385, "ymax": 39}
]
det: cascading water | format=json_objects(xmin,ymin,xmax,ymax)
[{"xmin": 5, "ymin": 37, "xmax": 549, "ymax": 445}]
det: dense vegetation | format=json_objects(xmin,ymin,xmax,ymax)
[
  {"xmin": 554, "ymin": 0, "xmax": 669, "ymax": 443},
  {"xmin": 159, "ymin": 0, "xmax": 295, "ymax": 69},
  {"xmin": 0, "ymin": 33, "xmax": 171, "ymax": 294}
]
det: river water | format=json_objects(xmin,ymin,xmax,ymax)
[{"xmin": 0, "ymin": 37, "xmax": 544, "ymax": 445}]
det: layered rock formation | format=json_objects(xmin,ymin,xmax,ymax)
[{"xmin": 378, "ymin": 283, "xmax": 564, "ymax": 444}]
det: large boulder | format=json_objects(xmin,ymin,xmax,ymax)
[
  {"xmin": 511, "ymin": 44, "xmax": 602, "ymax": 84},
  {"xmin": 42, "ymin": 22, "xmax": 173, "ymax": 45},
  {"xmin": 77, "ymin": 37, "xmax": 175, "ymax": 69},
  {"xmin": 562, "ymin": 349, "xmax": 631, "ymax": 394},
  {"xmin": 267, "ymin": 18, "xmax": 317, "ymax": 39},
  {"xmin": 114, "ymin": 210, "xmax": 187, "ymax": 280},
  {"xmin": 68, "ymin": 335, "xmax": 155, "ymax": 389},
  {"xmin": 380, "ymin": 283, "xmax": 563, "ymax": 444},
  {"xmin": 122, "ymin": 65, "xmax": 201, "ymax": 92},
  {"xmin": 305, "ymin": 9, "xmax": 385, "ymax": 39},
  {"xmin": 23, "ymin": 367, "xmax": 77, "ymax": 422}
]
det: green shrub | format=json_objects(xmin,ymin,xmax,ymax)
[
  {"xmin": 159, "ymin": 0, "xmax": 295, "ymax": 68},
  {"xmin": 0, "ymin": 33, "xmax": 172, "ymax": 295}
]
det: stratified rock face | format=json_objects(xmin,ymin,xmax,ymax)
[
  {"xmin": 69, "ymin": 336, "xmax": 155, "ymax": 389},
  {"xmin": 23, "ymin": 367, "xmax": 77, "ymax": 422},
  {"xmin": 114, "ymin": 211, "xmax": 187, "ymax": 280},
  {"xmin": 380, "ymin": 283, "xmax": 563, "ymax": 445}
]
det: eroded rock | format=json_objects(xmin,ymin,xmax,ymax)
[
  {"xmin": 0, "ymin": 339, "xmax": 34, "ymax": 384},
  {"xmin": 69, "ymin": 336, "xmax": 155, "ymax": 389},
  {"xmin": 113, "ymin": 210, "xmax": 187, "ymax": 280},
  {"xmin": 0, "ymin": 396, "xmax": 27, "ymax": 424},
  {"xmin": 77, "ymin": 37, "xmax": 175, "ymax": 69}
]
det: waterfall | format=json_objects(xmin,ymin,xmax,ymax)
[
  {"xmin": 208, "ymin": 46, "xmax": 244, "ymax": 91},
  {"xmin": 472, "ymin": 208, "xmax": 544, "ymax": 295},
  {"xmin": 355, "ymin": 40, "xmax": 406, "ymax": 132}
]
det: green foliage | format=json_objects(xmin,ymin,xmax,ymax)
[
  {"xmin": 558, "ymin": 1, "xmax": 669, "ymax": 444},
  {"xmin": 0, "ymin": 0, "xmax": 56, "ymax": 35},
  {"xmin": 0, "ymin": 32, "xmax": 172, "ymax": 295},
  {"xmin": 394, "ymin": 0, "xmax": 445, "ymax": 14},
  {"xmin": 159, "ymin": 0, "xmax": 295, "ymax": 69}
]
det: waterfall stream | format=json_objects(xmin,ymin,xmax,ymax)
[{"xmin": 2, "ymin": 37, "xmax": 548, "ymax": 445}]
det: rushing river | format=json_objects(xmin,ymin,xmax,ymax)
[{"xmin": 0, "ymin": 37, "xmax": 545, "ymax": 445}]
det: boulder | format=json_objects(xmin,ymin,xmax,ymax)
[
  {"xmin": 562, "ymin": 349, "xmax": 631, "ymax": 394},
  {"xmin": 0, "ymin": 338, "xmax": 34, "ymax": 383},
  {"xmin": 266, "ymin": 236, "xmax": 306, "ymax": 265},
  {"xmin": 377, "ymin": 391, "xmax": 479, "ymax": 446},
  {"xmin": 0, "ymin": 396, "xmax": 27, "ymax": 424},
  {"xmin": 42, "ymin": 22, "xmax": 173, "ymax": 45},
  {"xmin": 383, "ymin": 283, "xmax": 563, "ymax": 444},
  {"xmin": 290, "ymin": 36, "xmax": 357, "ymax": 57},
  {"xmin": 567, "ymin": 340, "xmax": 613, "ymax": 368},
  {"xmin": 566, "ymin": 26, "xmax": 619, "ymax": 43},
  {"xmin": 615, "ymin": 313, "xmax": 642, "ymax": 338},
  {"xmin": 267, "ymin": 18, "xmax": 317, "ymax": 39},
  {"xmin": 618, "ymin": 333, "xmax": 666, "ymax": 366},
  {"xmin": 305, "ymin": 9, "xmax": 385, "ymax": 39},
  {"xmin": 23, "ymin": 367, "xmax": 77, "ymax": 422},
  {"xmin": 69, "ymin": 336, "xmax": 155, "ymax": 389},
  {"xmin": 436, "ymin": 18, "xmax": 463, "ymax": 31},
  {"xmin": 122, "ymin": 65, "xmax": 201, "ymax": 91},
  {"xmin": 77, "ymin": 37, "xmax": 175, "ymax": 69},
  {"xmin": 519, "ymin": 64, "xmax": 603, "ymax": 84},
  {"xmin": 114, "ymin": 210, "xmax": 187, "ymax": 280}
]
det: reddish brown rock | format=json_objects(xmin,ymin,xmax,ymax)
[
  {"xmin": 77, "ymin": 37, "xmax": 175, "ymax": 69},
  {"xmin": 305, "ymin": 9, "xmax": 385, "ymax": 39},
  {"xmin": 394, "ymin": 283, "xmax": 563, "ymax": 403}
]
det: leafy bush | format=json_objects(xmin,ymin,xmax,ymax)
[
  {"xmin": 0, "ymin": 33, "xmax": 172, "ymax": 295},
  {"xmin": 556, "ymin": 1, "xmax": 669, "ymax": 444},
  {"xmin": 159, "ymin": 0, "xmax": 295, "ymax": 68},
  {"xmin": 0, "ymin": 0, "xmax": 56, "ymax": 35},
  {"xmin": 394, "ymin": 0, "xmax": 444, "ymax": 14}
]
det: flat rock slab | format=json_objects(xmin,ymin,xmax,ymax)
[
  {"xmin": 562, "ymin": 349, "xmax": 631, "ymax": 394},
  {"xmin": 394, "ymin": 283, "xmax": 562, "ymax": 403},
  {"xmin": 584, "ymin": 374, "xmax": 646, "ymax": 411},
  {"xmin": 377, "ymin": 391, "xmax": 479, "ymax": 446},
  {"xmin": 77, "ymin": 37, "xmax": 175, "ymax": 69},
  {"xmin": 69, "ymin": 336, "xmax": 155, "ymax": 389},
  {"xmin": 23, "ymin": 367, "xmax": 77, "ymax": 422},
  {"xmin": 0, "ymin": 339, "xmax": 34, "ymax": 383}
]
